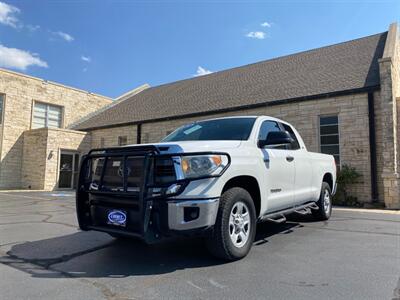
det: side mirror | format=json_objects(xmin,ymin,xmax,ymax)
[{"xmin": 258, "ymin": 131, "xmax": 294, "ymax": 148}]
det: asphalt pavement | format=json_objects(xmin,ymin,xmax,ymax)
[{"xmin": 0, "ymin": 191, "xmax": 399, "ymax": 300}]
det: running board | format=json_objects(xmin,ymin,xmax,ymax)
[
  {"xmin": 258, "ymin": 202, "xmax": 317, "ymax": 223},
  {"xmin": 294, "ymin": 208, "xmax": 311, "ymax": 215},
  {"xmin": 265, "ymin": 215, "xmax": 286, "ymax": 223}
]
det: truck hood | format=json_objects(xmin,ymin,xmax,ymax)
[{"xmin": 139, "ymin": 140, "xmax": 242, "ymax": 154}]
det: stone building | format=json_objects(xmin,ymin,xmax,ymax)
[
  {"xmin": 0, "ymin": 69, "xmax": 112, "ymax": 190},
  {"xmin": 0, "ymin": 23, "xmax": 399, "ymax": 209}
]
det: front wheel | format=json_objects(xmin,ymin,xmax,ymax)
[
  {"xmin": 206, "ymin": 187, "xmax": 256, "ymax": 261},
  {"xmin": 312, "ymin": 182, "xmax": 332, "ymax": 221}
]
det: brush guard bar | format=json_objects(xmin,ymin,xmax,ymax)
[{"xmin": 76, "ymin": 145, "xmax": 230, "ymax": 242}]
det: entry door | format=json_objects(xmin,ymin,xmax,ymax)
[{"xmin": 59, "ymin": 152, "xmax": 80, "ymax": 189}]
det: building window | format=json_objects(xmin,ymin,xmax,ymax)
[
  {"xmin": 100, "ymin": 138, "xmax": 105, "ymax": 148},
  {"xmin": 32, "ymin": 102, "xmax": 62, "ymax": 129},
  {"xmin": 0, "ymin": 94, "xmax": 4, "ymax": 125},
  {"xmin": 118, "ymin": 136, "xmax": 127, "ymax": 146},
  {"xmin": 319, "ymin": 115, "xmax": 340, "ymax": 164}
]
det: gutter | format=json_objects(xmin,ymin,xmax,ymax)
[{"xmin": 368, "ymin": 92, "xmax": 378, "ymax": 202}]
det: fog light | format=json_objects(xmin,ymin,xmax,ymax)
[{"xmin": 184, "ymin": 207, "xmax": 199, "ymax": 222}]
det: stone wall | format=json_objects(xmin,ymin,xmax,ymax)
[
  {"xmin": 377, "ymin": 23, "xmax": 400, "ymax": 208},
  {"xmin": 140, "ymin": 93, "xmax": 373, "ymax": 203},
  {"xmin": 90, "ymin": 125, "xmax": 137, "ymax": 149},
  {"xmin": 0, "ymin": 69, "xmax": 112, "ymax": 188},
  {"xmin": 21, "ymin": 129, "xmax": 48, "ymax": 189},
  {"xmin": 21, "ymin": 128, "xmax": 91, "ymax": 190}
]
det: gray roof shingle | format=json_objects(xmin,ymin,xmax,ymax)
[{"xmin": 74, "ymin": 32, "xmax": 387, "ymax": 130}]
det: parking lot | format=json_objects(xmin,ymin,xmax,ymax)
[{"xmin": 0, "ymin": 191, "xmax": 399, "ymax": 300}]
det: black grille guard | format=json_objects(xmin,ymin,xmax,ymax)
[{"xmin": 76, "ymin": 145, "xmax": 230, "ymax": 238}]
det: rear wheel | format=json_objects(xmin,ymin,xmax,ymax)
[
  {"xmin": 312, "ymin": 182, "xmax": 332, "ymax": 221},
  {"xmin": 206, "ymin": 187, "xmax": 256, "ymax": 261}
]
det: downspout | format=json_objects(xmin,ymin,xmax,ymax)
[
  {"xmin": 137, "ymin": 123, "xmax": 142, "ymax": 144},
  {"xmin": 367, "ymin": 92, "xmax": 378, "ymax": 202}
]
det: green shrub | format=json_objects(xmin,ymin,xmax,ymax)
[{"xmin": 333, "ymin": 164, "xmax": 362, "ymax": 207}]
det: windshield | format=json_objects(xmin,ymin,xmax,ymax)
[{"xmin": 161, "ymin": 117, "xmax": 256, "ymax": 142}]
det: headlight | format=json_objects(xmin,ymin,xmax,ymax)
[{"xmin": 178, "ymin": 155, "xmax": 229, "ymax": 179}]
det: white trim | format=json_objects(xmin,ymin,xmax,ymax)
[{"xmin": 0, "ymin": 68, "xmax": 112, "ymax": 100}]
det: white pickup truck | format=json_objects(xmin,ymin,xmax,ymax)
[{"xmin": 76, "ymin": 116, "xmax": 337, "ymax": 260}]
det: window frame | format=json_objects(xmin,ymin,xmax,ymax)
[
  {"xmin": 280, "ymin": 122, "xmax": 301, "ymax": 151},
  {"xmin": 32, "ymin": 100, "xmax": 64, "ymax": 129},
  {"xmin": 257, "ymin": 120, "xmax": 289, "ymax": 150},
  {"xmin": 257, "ymin": 120, "xmax": 282, "ymax": 141},
  {"xmin": 319, "ymin": 114, "xmax": 340, "ymax": 165}
]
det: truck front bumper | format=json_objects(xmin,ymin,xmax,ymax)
[
  {"xmin": 167, "ymin": 198, "xmax": 219, "ymax": 230},
  {"xmin": 80, "ymin": 196, "xmax": 220, "ymax": 243}
]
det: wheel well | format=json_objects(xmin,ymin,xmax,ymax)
[
  {"xmin": 222, "ymin": 176, "xmax": 261, "ymax": 216},
  {"xmin": 323, "ymin": 173, "xmax": 333, "ymax": 191}
]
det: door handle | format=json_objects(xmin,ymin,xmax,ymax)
[{"xmin": 286, "ymin": 156, "xmax": 294, "ymax": 162}]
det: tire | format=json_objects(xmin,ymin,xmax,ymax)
[
  {"xmin": 206, "ymin": 187, "xmax": 257, "ymax": 261},
  {"xmin": 312, "ymin": 182, "xmax": 332, "ymax": 221}
]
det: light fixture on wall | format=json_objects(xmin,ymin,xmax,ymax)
[{"xmin": 48, "ymin": 150, "xmax": 54, "ymax": 160}]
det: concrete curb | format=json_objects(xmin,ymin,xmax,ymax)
[{"xmin": 333, "ymin": 207, "xmax": 400, "ymax": 215}]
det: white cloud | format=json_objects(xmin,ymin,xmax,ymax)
[
  {"xmin": 53, "ymin": 31, "xmax": 74, "ymax": 42},
  {"xmin": 0, "ymin": 1, "xmax": 20, "ymax": 28},
  {"xmin": 0, "ymin": 44, "xmax": 48, "ymax": 71},
  {"xmin": 246, "ymin": 31, "xmax": 265, "ymax": 39},
  {"xmin": 194, "ymin": 66, "xmax": 213, "ymax": 77},
  {"xmin": 260, "ymin": 21, "xmax": 271, "ymax": 28},
  {"xmin": 26, "ymin": 24, "xmax": 40, "ymax": 32},
  {"xmin": 81, "ymin": 55, "xmax": 91, "ymax": 62}
]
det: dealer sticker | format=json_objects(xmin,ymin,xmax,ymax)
[{"xmin": 107, "ymin": 210, "xmax": 127, "ymax": 227}]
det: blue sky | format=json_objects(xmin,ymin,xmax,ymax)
[{"xmin": 0, "ymin": 1, "xmax": 399, "ymax": 98}]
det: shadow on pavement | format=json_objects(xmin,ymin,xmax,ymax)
[{"xmin": 1, "ymin": 221, "xmax": 302, "ymax": 279}]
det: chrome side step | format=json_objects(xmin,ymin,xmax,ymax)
[
  {"xmin": 265, "ymin": 215, "xmax": 286, "ymax": 223},
  {"xmin": 294, "ymin": 208, "xmax": 311, "ymax": 215},
  {"xmin": 308, "ymin": 203, "xmax": 319, "ymax": 210},
  {"xmin": 259, "ymin": 202, "xmax": 318, "ymax": 223}
]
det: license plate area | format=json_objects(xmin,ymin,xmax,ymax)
[
  {"xmin": 107, "ymin": 209, "xmax": 127, "ymax": 227},
  {"xmin": 90, "ymin": 204, "xmax": 142, "ymax": 233}
]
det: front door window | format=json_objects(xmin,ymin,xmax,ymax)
[{"xmin": 59, "ymin": 152, "xmax": 79, "ymax": 189}]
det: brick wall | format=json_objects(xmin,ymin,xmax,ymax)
[{"xmin": 0, "ymin": 69, "xmax": 111, "ymax": 188}]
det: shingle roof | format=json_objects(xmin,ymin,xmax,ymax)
[{"xmin": 74, "ymin": 32, "xmax": 387, "ymax": 130}]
